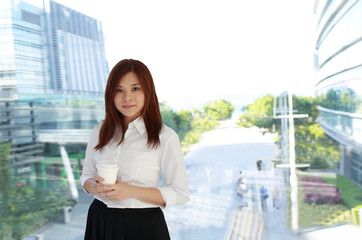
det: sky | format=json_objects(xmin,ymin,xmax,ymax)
[{"xmin": 37, "ymin": 0, "xmax": 317, "ymax": 110}]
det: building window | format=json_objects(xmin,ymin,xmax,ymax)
[{"xmin": 21, "ymin": 10, "xmax": 41, "ymax": 26}]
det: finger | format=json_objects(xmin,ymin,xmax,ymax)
[
  {"xmin": 98, "ymin": 185, "xmax": 115, "ymax": 193},
  {"xmin": 94, "ymin": 176, "xmax": 105, "ymax": 183},
  {"xmin": 105, "ymin": 191, "xmax": 115, "ymax": 199}
]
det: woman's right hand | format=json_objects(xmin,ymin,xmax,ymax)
[{"xmin": 83, "ymin": 176, "xmax": 106, "ymax": 195}]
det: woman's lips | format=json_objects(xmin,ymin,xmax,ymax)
[{"xmin": 123, "ymin": 105, "xmax": 134, "ymax": 110}]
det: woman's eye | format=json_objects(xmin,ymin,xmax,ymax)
[
  {"xmin": 116, "ymin": 89, "xmax": 122, "ymax": 93},
  {"xmin": 132, "ymin": 87, "xmax": 140, "ymax": 91}
]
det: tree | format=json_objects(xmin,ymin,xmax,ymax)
[
  {"xmin": 294, "ymin": 123, "xmax": 340, "ymax": 166},
  {"xmin": 175, "ymin": 110, "xmax": 192, "ymax": 132},
  {"xmin": 293, "ymin": 96, "xmax": 318, "ymax": 125},
  {"xmin": 238, "ymin": 94, "xmax": 341, "ymax": 169},
  {"xmin": 160, "ymin": 103, "xmax": 177, "ymax": 130},
  {"xmin": 237, "ymin": 94, "xmax": 274, "ymax": 131},
  {"xmin": 202, "ymin": 99, "xmax": 234, "ymax": 120},
  {"xmin": 0, "ymin": 142, "xmax": 11, "ymax": 193},
  {"xmin": 310, "ymin": 155, "xmax": 330, "ymax": 169}
]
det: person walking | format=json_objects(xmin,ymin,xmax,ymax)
[
  {"xmin": 260, "ymin": 185, "xmax": 268, "ymax": 210},
  {"xmin": 272, "ymin": 186, "xmax": 280, "ymax": 209},
  {"xmin": 80, "ymin": 59, "xmax": 190, "ymax": 240}
]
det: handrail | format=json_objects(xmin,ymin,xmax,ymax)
[{"xmin": 317, "ymin": 106, "xmax": 362, "ymax": 119}]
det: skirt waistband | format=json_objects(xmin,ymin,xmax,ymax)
[{"xmin": 93, "ymin": 199, "xmax": 161, "ymax": 214}]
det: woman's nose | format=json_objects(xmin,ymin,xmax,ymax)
[{"xmin": 123, "ymin": 91, "xmax": 133, "ymax": 101}]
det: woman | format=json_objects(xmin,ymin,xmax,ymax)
[{"xmin": 80, "ymin": 59, "xmax": 190, "ymax": 240}]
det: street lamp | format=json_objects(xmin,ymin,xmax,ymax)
[{"xmin": 274, "ymin": 91, "xmax": 309, "ymax": 235}]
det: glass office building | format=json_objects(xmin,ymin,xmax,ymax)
[
  {"xmin": 0, "ymin": 0, "xmax": 108, "ymax": 189},
  {"xmin": 314, "ymin": 0, "xmax": 362, "ymax": 185},
  {"xmin": 0, "ymin": 0, "xmax": 109, "ymax": 102}
]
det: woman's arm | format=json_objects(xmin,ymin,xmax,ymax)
[
  {"xmin": 158, "ymin": 133, "xmax": 190, "ymax": 207},
  {"xmin": 97, "ymin": 181, "xmax": 166, "ymax": 206},
  {"xmin": 80, "ymin": 126, "xmax": 99, "ymax": 194}
]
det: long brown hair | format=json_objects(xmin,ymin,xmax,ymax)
[{"xmin": 95, "ymin": 59, "xmax": 162, "ymax": 150}]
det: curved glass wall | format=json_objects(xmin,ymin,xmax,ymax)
[
  {"xmin": 317, "ymin": 78, "xmax": 362, "ymax": 113},
  {"xmin": 316, "ymin": 0, "xmax": 362, "ymax": 118},
  {"xmin": 315, "ymin": 0, "xmax": 362, "ymax": 185}
]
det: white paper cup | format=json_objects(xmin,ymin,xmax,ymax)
[{"xmin": 97, "ymin": 163, "xmax": 119, "ymax": 185}]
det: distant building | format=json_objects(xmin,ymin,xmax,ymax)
[
  {"xmin": 0, "ymin": 0, "xmax": 109, "ymax": 102},
  {"xmin": 0, "ymin": 0, "xmax": 108, "ymax": 189},
  {"xmin": 314, "ymin": 0, "xmax": 362, "ymax": 185}
]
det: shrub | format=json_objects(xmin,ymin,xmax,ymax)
[
  {"xmin": 300, "ymin": 176, "xmax": 342, "ymax": 205},
  {"xmin": 336, "ymin": 175, "xmax": 362, "ymax": 209}
]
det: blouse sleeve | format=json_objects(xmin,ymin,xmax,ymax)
[
  {"xmin": 158, "ymin": 133, "xmax": 190, "ymax": 208},
  {"xmin": 80, "ymin": 126, "xmax": 99, "ymax": 193}
]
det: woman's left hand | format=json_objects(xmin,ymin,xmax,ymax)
[{"xmin": 97, "ymin": 180, "xmax": 132, "ymax": 202}]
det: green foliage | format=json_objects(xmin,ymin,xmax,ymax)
[
  {"xmin": 298, "ymin": 203, "xmax": 351, "ymax": 228},
  {"xmin": 183, "ymin": 133, "xmax": 201, "ymax": 146},
  {"xmin": 191, "ymin": 119, "xmax": 220, "ymax": 133},
  {"xmin": 239, "ymin": 94, "xmax": 341, "ymax": 168},
  {"xmin": 44, "ymin": 143, "xmax": 87, "ymax": 157},
  {"xmin": 291, "ymin": 174, "xmax": 353, "ymax": 228},
  {"xmin": 294, "ymin": 123, "xmax": 340, "ymax": 167},
  {"xmin": 202, "ymin": 99, "xmax": 234, "ymax": 120},
  {"xmin": 175, "ymin": 110, "xmax": 192, "ymax": 132},
  {"xmin": 318, "ymin": 88, "xmax": 360, "ymax": 113},
  {"xmin": 297, "ymin": 174, "xmax": 362, "ymax": 227},
  {"xmin": 310, "ymin": 155, "xmax": 330, "ymax": 169},
  {"xmin": 0, "ymin": 142, "xmax": 11, "ymax": 193},
  {"xmin": 336, "ymin": 175, "xmax": 362, "ymax": 209},
  {"xmin": 352, "ymin": 205, "xmax": 362, "ymax": 225},
  {"xmin": 293, "ymin": 96, "xmax": 319, "ymax": 124},
  {"xmin": 160, "ymin": 100, "xmax": 228, "ymax": 153},
  {"xmin": 174, "ymin": 110, "xmax": 193, "ymax": 141},
  {"xmin": 237, "ymin": 94, "xmax": 274, "ymax": 130},
  {"xmin": 238, "ymin": 94, "xmax": 318, "ymax": 131},
  {"xmin": 160, "ymin": 103, "xmax": 178, "ymax": 130},
  {"xmin": 0, "ymin": 185, "xmax": 76, "ymax": 239}
]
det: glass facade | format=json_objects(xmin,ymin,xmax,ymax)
[
  {"xmin": 0, "ymin": 0, "xmax": 109, "ymax": 103},
  {"xmin": 0, "ymin": 2, "xmax": 109, "ymax": 238},
  {"xmin": 315, "ymin": 0, "xmax": 362, "ymax": 185}
]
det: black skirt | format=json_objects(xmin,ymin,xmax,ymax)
[{"xmin": 84, "ymin": 199, "xmax": 170, "ymax": 240}]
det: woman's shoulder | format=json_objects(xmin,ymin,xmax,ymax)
[
  {"xmin": 92, "ymin": 121, "xmax": 103, "ymax": 132},
  {"xmin": 89, "ymin": 121, "xmax": 103, "ymax": 139},
  {"xmin": 160, "ymin": 124, "xmax": 179, "ymax": 141}
]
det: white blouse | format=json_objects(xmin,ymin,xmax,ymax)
[{"xmin": 80, "ymin": 117, "xmax": 190, "ymax": 209}]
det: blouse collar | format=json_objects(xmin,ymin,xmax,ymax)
[{"xmin": 128, "ymin": 116, "xmax": 146, "ymax": 135}]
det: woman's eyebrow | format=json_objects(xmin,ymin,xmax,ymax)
[{"xmin": 117, "ymin": 83, "xmax": 140, "ymax": 87}]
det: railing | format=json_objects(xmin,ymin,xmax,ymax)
[
  {"xmin": 37, "ymin": 129, "xmax": 91, "ymax": 144},
  {"xmin": 317, "ymin": 106, "xmax": 362, "ymax": 144}
]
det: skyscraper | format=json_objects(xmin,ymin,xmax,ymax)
[
  {"xmin": 0, "ymin": 0, "xmax": 108, "ymax": 189},
  {"xmin": 314, "ymin": 0, "xmax": 362, "ymax": 185},
  {"xmin": 0, "ymin": 0, "xmax": 109, "ymax": 102}
]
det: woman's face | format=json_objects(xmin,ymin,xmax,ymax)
[{"xmin": 114, "ymin": 72, "xmax": 145, "ymax": 125}]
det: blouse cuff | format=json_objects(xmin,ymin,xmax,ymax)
[
  {"xmin": 158, "ymin": 186, "xmax": 177, "ymax": 208},
  {"xmin": 80, "ymin": 176, "xmax": 93, "ymax": 195}
]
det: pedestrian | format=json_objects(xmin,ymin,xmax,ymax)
[
  {"xmin": 272, "ymin": 186, "xmax": 279, "ymax": 209},
  {"xmin": 80, "ymin": 59, "xmax": 190, "ymax": 240},
  {"xmin": 257, "ymin": 160, "xmax": 263, "ymax": 171},
  {"xmin": 260, "ymin": 185, "xmax": 268, "ymax": 210},
  {"xmin": 237, "ymin": 170, "xmax": 247, "ymax": 185}
]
